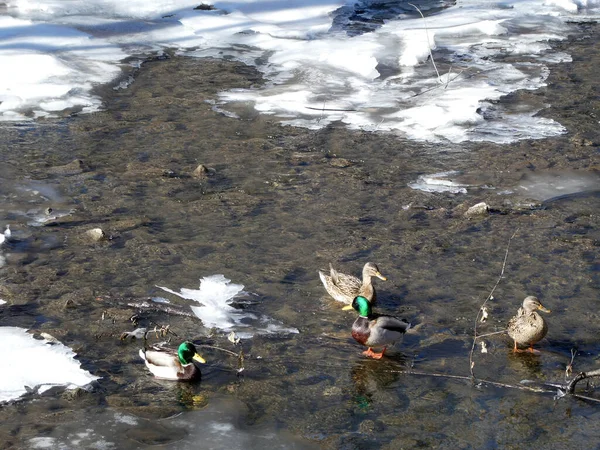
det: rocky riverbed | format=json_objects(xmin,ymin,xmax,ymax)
[{"xmin": 0, "ymin": 21, "xmax": 598, "ymax": 450}]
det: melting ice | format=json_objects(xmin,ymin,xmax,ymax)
[
  {"xmin": 157, "ymin": 274, "xmax": 298, "ymax": 338},
  {"xmin": 408, "ymin": 171, "xmax": 470, "ymax": 194},
  {"xmin": 1, "ymin": 0, "xmax": 599, "ymax": 142},
  {"xmin": 0, "ymin": 327, "xmax": 99, "ymax": 403},
  {"xmin": 27, "ymin": 396, "xmax": 316, "ymax": 449}
]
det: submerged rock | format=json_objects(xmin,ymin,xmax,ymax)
[{"xmin": 47, "ymin": 159, "xmax": 88, "ymax": 175}]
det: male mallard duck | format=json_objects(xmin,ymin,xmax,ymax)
[
  {"xmin": 351, "ymin": 295, "xmax": 411, "ymax": 359},
  {"xmin": 139, "ymin": 341, "xmax": 206, "ymax": 381},
  {"xmin": 319, "ymin": 262, "xmax": 386, "ymax": 309},
  {"xmin": 507, "ymin": 296, "xmax": 551, "ymax": 354}
]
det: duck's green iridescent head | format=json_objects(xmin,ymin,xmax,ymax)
[
  {"xmin": 178, "ymin": 341, "xmax": 206, "ymax": 365},
  {"xmin": 352, "ymin": 296, "xmax": 372, "ymax": 317}
]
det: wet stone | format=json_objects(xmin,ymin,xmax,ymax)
[
  {"xmin": 328, "ymin": 157, "xmax": 353, "ymax": 168},
  {"xmin": 358, "ymin": 419, "xmax": 384, "ymax": 434},
  {"xmin": 47, "ymin": 159, "xmax": 88, "ymax": 175},
  {"xmin": 464, "ymin": 202, "xmax": 490, "ymax": 218},
  {"xmin": 85, "ymin": 228, "xmax": 107, "ymax": 242},
  {"xmin": 192, "ymin": 164, "xmax": 210, "ymax": 178}
]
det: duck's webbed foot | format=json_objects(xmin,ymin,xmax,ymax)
[{"xmin": 363, "ymin": 347, "xmax": 386, "ymax": 359}]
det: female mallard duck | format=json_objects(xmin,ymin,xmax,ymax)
[
  {"xmin": 139, "ymin": 341, "xmax": 206, "ymax": 380},
  {"xmin": 351, "ymin": 295, "xmax": 411, "ymax": 359},
  {"xmin": 507, "ymin": 296, "xmax": 551, "ymax": 354},
  {"xmin": 319, "ymin": 262, "xmax": 386, "ymax": 309}
]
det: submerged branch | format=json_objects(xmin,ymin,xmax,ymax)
[
  {"xmin": 469, "ymin": 229, "xmax": 519, "ymax": 379},
  {"xmin": 305, "ymin": 106, "xmax": 358, "ymax": 112},
  {"xmin": 567, "ymin": 369, "xmax": 600, "ymax": 394},
  {"xmin": 387, "ymin": 369, "xmax": 554, "ymax": 394}
]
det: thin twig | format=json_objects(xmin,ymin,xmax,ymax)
[
  {"xmin": 408, "ymin": 3, "xmax": 440, "ymax": 79},
  {"xmin": 387, "ymin": 369, "xmax": 554, "ymax": 394},
  {"xmin": 566, "ymin": 348, "xmax": 577, "ymax": 381},
  {"xmin": 444, "ymin": 65, "xmax": 453, "ymax": 89},
  {"xmin": 196, "ymin": 344, "xmax": 239, "ymax": 357},
  {"xmin": 469, "ymin": 229, "xmax": 519, "ymax": 379},
  {"xmin": 410, "ymin": 70, "xmax": 465, "ymax": 98},
  {"xmin": 474, "ymin": 329, "xmax": 508, "ymax": 339},
  {"xmin": 305, "ymin": 106, "xmax": 357, "ymax": 112}
]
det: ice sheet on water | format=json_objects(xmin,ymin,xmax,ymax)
[
  {"xmin": 27, "ymin": 396, "xmax": 316, "ymax": 449},
  {"xmin": 515, "ymin": 171, "xmax": 600, "ymax": 201},
  {"xmin": 0, "ymin": 327, "xmax": 99, "ymax": 403},
  {"xmin": 2, "ymin": 0, "xmax": 599, "ymax": 142},
  {"xmin": 157, "ymin": 274, "xmax": 298, "ymax": 338},
  {"xmin": 408, "ymin": 171, "xmax": 470, "ymax": 194}
]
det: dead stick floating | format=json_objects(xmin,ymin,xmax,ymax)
[{"xmin": 469, "ymin": 229, "xmax": 519, "ymax": 379}]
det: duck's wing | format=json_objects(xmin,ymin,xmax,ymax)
[
  {"xmin": 141, "ymin": 347, "xmax": 179, "ymax": 368},
  {"xmin": 373, "ymin": 314, "xmax": 411, "ymax": 334},
  {"xmin": 330, "ymin": 267, "xmax": 361, "ymax": 291},
  {"xmin": 507, "ymin": 307, "xmax": 525, "ymax": 330},
  {"xmin": 365, "ymin": 314, "xmax": 411, "ymax": 347},
  {"xmin": 329, "ymin": 263, "xmax": 341, "ymax": 285},
  {"xmin": 140, "ymin": 348, "xmax": 184, "ymax": 380},
  {"xmin": 319, "ymin": 269, "xmax": 331, "ymax": 286}
]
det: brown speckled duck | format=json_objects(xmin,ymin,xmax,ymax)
[
  {"xmin": 507, "ymin": 296, "xmax": 551, "ymax": 354},
  {"xmin": 319, "ymin": 262, "xmax": 386, "ymax": 309}
]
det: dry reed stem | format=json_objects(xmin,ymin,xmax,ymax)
[
  {"xmin": 408, "ymin": 3, "xmax": 440, "ymax": 79},
  {"xmin": 469, "ymin": 229, "xmax": 519, "ymax": 379}
]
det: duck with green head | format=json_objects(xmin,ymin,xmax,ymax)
[
  {"xmin": 139, "ymin": 341, "xmax": 206, "ymax": 381},
  {"xmin": 351, "ymin": 295, "xmax": 411, "ymax": 359}
]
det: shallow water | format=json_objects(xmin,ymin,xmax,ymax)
[{"xmin": 0, "ymin": 23, "xmax": 599, "ymax": 450}]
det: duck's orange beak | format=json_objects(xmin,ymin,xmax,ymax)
[
  {"xmin": 537, "ymin": 304, "xmax": 551, "ymax": 313},
  {"xmin": 376, "ymin": 272, "xmax": 387, "ymax": 281}
]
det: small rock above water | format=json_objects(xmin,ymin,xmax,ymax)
[
  {"xmin": 464, "ymin": 202, "xmax": 489, "ymax": 218},
  {"xmin": 192, "ymin": 164, "xmax": 210, "ymax": 178},
  {"xmin": 85, "ymin": 228, "xmax": 106, "ymax": 242}
]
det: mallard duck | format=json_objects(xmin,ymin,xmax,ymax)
[
  {"xmin": 139, "ymin": 341, "xmax": 206, "ymax": 380},
  {"xmin": 507, "ymin": 296, "xmax": 551, "ymax": 354},
  {"xmin": 319, "ymin": 262, "xmax": 386, "ymax": 309},
  {"xmin": 351, "ymin": 295, "xmax": 411, "ymax": 359}
]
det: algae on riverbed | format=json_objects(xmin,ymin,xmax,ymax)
[{"xmin": 0, "ymin": 25, "xmax": 599, "ymax": 450}]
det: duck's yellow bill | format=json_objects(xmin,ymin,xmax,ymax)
[
  {"xmin": 538, "ymin": 305, "xmax": 551, "ymax": 313},
  {"xmin": 376, "ymin": 272, "xmax": 387, "ymax": 281},
  {"xmin": 193, "ymin": 353, "xmax": 207, "ymax": 364},
  {"xmin": 342, "ymin": 305, "xmax": 354, "ymax": 311}
]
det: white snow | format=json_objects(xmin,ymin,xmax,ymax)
[
  {"xmin": 0, "ymin": 327, "xmax": 99, "ymax": 403},
  {"xmin": 1, "ymin": 0, "xmax": 599, "ymax": 141}
]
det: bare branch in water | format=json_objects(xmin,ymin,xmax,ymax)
[
  {"xmin": 522, "ymin": 367, "xmax": 600, "ymax": 403},
  {"xmin": 305, "ymin": 106, "xmax": 358, "ymax": 112},
  {"xmin": 567, "ymin": 369, "xmax": 600, "ymax": 394},
  {"xmin": 469, "ymin": 229, "xmax": 519, "ymax": 379},
  {"xmin": 566, "ymin": 348, "xmax": 577, "ymax": 380},
  {"xmin": 408, "ymin": 3, "xmax": 440, "ymax": 79}
]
